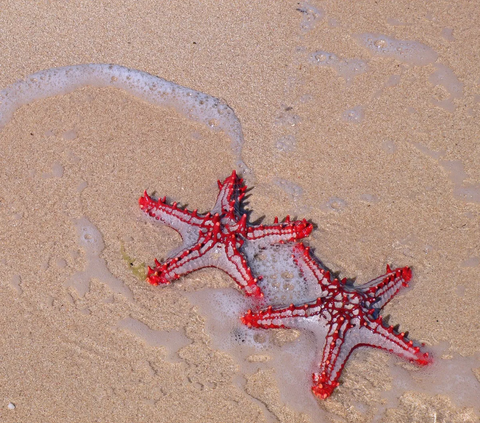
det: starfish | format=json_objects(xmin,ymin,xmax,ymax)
[
  {"xmin": 139, "ymin": 171, "xmax": 313, "ymax": 297},
  {"xmin": 241, "ymin": 243, "xmax": 432, "ymax": 398}
]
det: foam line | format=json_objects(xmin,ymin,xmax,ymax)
[{"xmin": 0, "ymin": 63, "xmax": 250, "ymax": 175}]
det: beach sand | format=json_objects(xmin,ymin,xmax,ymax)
[{"xmin": 1, "ymin": 1, "xmax": 479, "ymax": 422}]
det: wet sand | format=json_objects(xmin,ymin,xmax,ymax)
[{"xmin": 1, "ymin": 1, "xmax": 479, "ymax": 422}]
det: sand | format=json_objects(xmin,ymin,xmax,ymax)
[{"xmin": 1, "ymin": 1, "xmax": 479, "ymax": 422}]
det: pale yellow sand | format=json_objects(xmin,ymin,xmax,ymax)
[{"xmin": 1, "ymin": 1, "xmax": 479, "ymax": 422}]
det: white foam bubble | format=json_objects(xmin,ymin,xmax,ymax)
[
  {"xmin": 360, "ymin": 193, "xmax": 380, "ymax": 204},
  {"xmin": 9, "ymin": 274, "xmax": 22, "ymax": 294},
  {"xmin": 461, "ymin": 257, "xmax": 480, "ymax": 268},
  {"xmin": 441, "ymin": 28, "xmax": 455, "ymax": 42},
  {"xmin": 310, "ymin": 51, "xmax": 368, "ymax": 85},
  {"xmin": 62, "ymin": 129, "xmax": 77, "ymax": 140},
  {"xmin": 272, "ymin": 177, "xmax": 304, "ymax": 204},
  {"xmin": 322, "ymin": 196, "xmax": 348, "ymax": 212},
  {"xmin": 429, "ymin": 63, "xmax": 464, "ymax": 112},
  {"xmin": 297, "ymin": 2, "xmax": 325, "ymax": 33},
  {"xmin": 0, "ymin": 64, "xmax": 250, "ymax": 178},
  {"xmin": 342, "ymin": 105, "xmax": 365, "ymax": 123},
  {"xmin": 117, "ymin": 317, "xmax": 190, "ymax": 362},
  {"xmin": 41, "ymin": 162, "xmax": 64, "ymax": 179},
  {"xmin": 440, "ymin": 160, "xmax": 480, "ymax": 203},
  {"xmin": 274, "ymin": 105, "xmax": 301, "ymax": 127},
  {"xmin": 385, "ymin": 74, "xmax": 402, "ymax": 87},
  {"xmin": 275, "ymin": 134, "xmax": 296, "ymax": 152},
  {"xmin": 407, "ymin": 141, "xmax": 480, "ymax": 204},
  {"xmin": 355, "ymin": 33, "xmax": 438, "ymax": 66},
  {"xmin": 184, "ymin": 288, "xmax": 260, "ymax": 353},
  {"xmin": 382, "ymin": 139, "xmax": 397, "ymax": 154},
  {"xmin": 77, "ymin": 180, "xmax": 88, "ymax": 193},
  {"xmin": 185, "ymin": 287, "xmax": 326, "ymax": 422},
  {"xmin": 66, "ymin": 217, "xmax": 133, "ymax": 300}
]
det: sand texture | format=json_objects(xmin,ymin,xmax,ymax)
[{"xmin": 1, "ymin": 1, "xmax": 479, "ymax": 422}]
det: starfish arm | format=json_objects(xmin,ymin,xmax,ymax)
[
  {"xmin": 246, "ymin": 219, "xmax": 313, "ymax": 246},
  {"xmin": 312, "ymin": 317, "xmax": 353, "ymax": 399},
  {"xmin": 147, "ymin": 237, "xmax": 216, "ymax": 285},
  {"xmin": 214, "ymin": 237, "xmax": 262, "ymax": 297},
  {"xmin": 148, "ymin": 235, "xmax": 262, "ymax": 297},
  {"xmin": 312, "ymin": 316, "xmax": 432, "ymax": 399},
  {"xmin": 241, "ymin": 298, "xmax": 325, "ymax": 328},
  {"xmin": 293, "ymin": 243, "xmax": 337, "ymax": 294},
  {"xmin": 139, "ymin": 192, "xmax": 204, "ymax": 242},
  {"xmin": 211, "ymin": 170, "xmax": 246, "ymax": 216},
  {"xmin": 357, "ymin": 319, "xmax": 432, "ymax": 366},
  {"xmin": 356, "ymin": 265, "xmax": 412, "ymax": 309}
]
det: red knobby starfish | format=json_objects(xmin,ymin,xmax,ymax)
[
  {"xmin": 139, "ymin": 171, "xmax": 313, "ymax": 297},
  {"xmin": 242, "ymin": 243, "xmax": 432, "ymax": 398}
]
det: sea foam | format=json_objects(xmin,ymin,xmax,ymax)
[
  {"xmin": 0, "ymin": 64, "xmax": 250, "ymax": 177},
  {"xmin": 355, "ymin": 33, "xmax": 438, "ymax": 66}
]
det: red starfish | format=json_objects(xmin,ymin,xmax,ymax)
[
  {"xmin": 139, "ymin": 171, "xmax": 313, "ymax": 297},
  {"xmin": 242, "ymin": 243, "xmax": 432, "ymax": 398}
]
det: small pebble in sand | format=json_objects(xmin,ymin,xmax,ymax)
[{"xmin": 7, "ymin": 402, "xmax": 16, "ymax": 410}]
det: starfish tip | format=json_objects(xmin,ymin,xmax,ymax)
[
  {"xmin": 139, "ymin": 193, "xmax": 149, "ymax": 208},
  {"xmin": 416, "ymin": 351, "xmax": 433, "ymax": 366}
]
